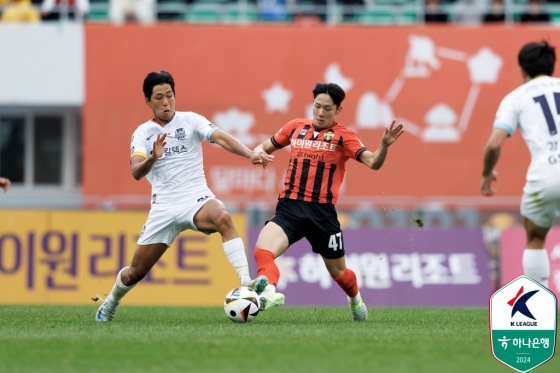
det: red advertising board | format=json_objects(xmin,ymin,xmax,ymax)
[{"xmin": 84, "ymin": 25, "xmax": 557, "ymax": 207}]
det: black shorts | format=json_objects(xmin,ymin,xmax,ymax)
[{"xmin": 268, "ymin": 198, "xmax": 344, "ymax": 259}]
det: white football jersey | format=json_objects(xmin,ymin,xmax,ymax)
[
  {"xmin": 494, "ymin": 76, "xmax": 560, "ymax": 194},
  {"xmin": 130, "ymin": 111, "xmax": 219, "ymax": 205}
]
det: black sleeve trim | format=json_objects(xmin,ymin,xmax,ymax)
[
  {"xmin": 270, "ymin": 136, "xmax": 284, "ymax": 149},
  {"xmin": 355, "ymin": 147, "xmax": 367, "ymax": 162}
]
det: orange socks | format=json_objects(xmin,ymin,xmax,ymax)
[
  {"xmin": 334, "ymin": 268, "xmax": 359, "ymax": 297},
  {"xmin": 254, "ymin": 249, "xmax": 358, "ymax": 297},
  {"xmin": 254, "ymin": 249, "xmax": 280, "ymax": 286}
]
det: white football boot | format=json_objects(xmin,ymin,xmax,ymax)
[
  {"xmin": 349, "ymin": 297, "xmax": 368, "ymax": 321},
  {"xmin": 258, "ymin": 285, "xmax": 285, "ymax": 311},
  {"xmin": 95, "ymin": 294, "xmax": 119, "ymax": 322}
]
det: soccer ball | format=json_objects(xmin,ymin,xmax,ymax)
[{"xmin": 224, "ymin": 286, "xmax": 260, "ymax": 323}]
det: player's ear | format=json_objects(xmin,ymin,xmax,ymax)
[
  {"xmin": 144, "ymin": 97, "xmax": 151, "ymax": 107},
  {"xmin": 336, "ymin": 106, "xmax": 343, "ymax": 114}
]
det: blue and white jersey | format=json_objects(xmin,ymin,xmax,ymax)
[
  {"xmin": 130, "ymin": 111, "xmax": 219, "ymax": 205},
  {"xmin": 494, "ymin": 76, "xmax": 560, "ymax": 194}
]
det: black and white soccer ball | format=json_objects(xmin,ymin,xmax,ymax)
[{"xmin": 224, "ymin": 286, "xmax": 260, "ymax": 323}]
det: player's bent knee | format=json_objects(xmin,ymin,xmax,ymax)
[{"xmin": 213, "ymin": 210, "xmax": 235, "ymax": 232}]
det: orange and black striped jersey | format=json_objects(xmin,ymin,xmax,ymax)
[{"xmin": 271, "ymin": 118, "xmax": 367, "ymax": 205}]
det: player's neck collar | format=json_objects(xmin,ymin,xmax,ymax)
[
  {"xmin": 151, "ymin": 111, "xmax": 176, "ymax": 126},
  {"xmin": 312, "ymin": 121, "xmax": 338, "ymax": 131},
  {"xmin": 531, "ymin": 75, "xmax": 548, "ymax": 81}
]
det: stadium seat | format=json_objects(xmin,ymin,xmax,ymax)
[
  {"xmin": 86, "ymin": 0, "xmax": 110, "ymax": 21},
  {"xmin": 157, "ymin": 0, "xmax": 188, "ymax": 21},
  {"xmin": 395, "ymin": 8, "xmax": 416, "ymax": 24},
  {"xmin": 549, "ymin": 4, "xmax": 560, "ymax": 24},
  {"xmin": 223, "ymin": 3, "xmax": 258, "ymax": 23},
  {"xmin": 185, "ymin": 2, "xmax": 223, "ymax": 23},
  {"xmin": 360, "ymin": 7, "xmax": 394, "ymax": 25}
]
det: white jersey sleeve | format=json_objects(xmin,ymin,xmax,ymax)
[
  {"xmin": 495, "ymin": 76, "xmax": 560, "ymax": 194},
  {"xmin": 130, "ymin": 126, "xmax": 150, "ymax": 159},
  {"xmin": 189, "ymin": 112, "xmax": 220, "ymax": 143},
  {"xmin": 493, "ymin": 92, "xmax": 519, "ymax": 136}
]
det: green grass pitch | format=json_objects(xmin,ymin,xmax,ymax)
[{"xmin": 0, "ymin": 306, "xmax": 558, "ymax": 373}]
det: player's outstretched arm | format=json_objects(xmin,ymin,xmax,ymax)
[
  {"xmin": 481, "ymin": 128, "xmax": 508, "ymax": 196},
  {"xmin": 0, "ymin": 177, "xmax": 11, "ymax": 193},
  {"xmin": 254, "ymin": 139, "xmax": 281, "ymax": 155},
  {"xmin": 359, "ymin": 120, "xmax": 404, "ymax": 170},
  {"xmin": 211, "ymin": 130, "xmax": 274, "ymax": 168},
  {"xmin": 252, "ymin": 139, "xmax": 281, "ymax": 169},
  {"xmin": 130, "ymin": 133, "xmax": 166, "ymax": 180}
]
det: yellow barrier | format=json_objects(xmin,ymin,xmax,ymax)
[{"xmin": 0, "ymin": 210, "xmax": 244, "ymax": 305}]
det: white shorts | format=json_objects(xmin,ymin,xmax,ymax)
[
  {"xmin": 521, "ymin": 184, "xmax": 560, "ymax": 228},
  {"xmin": 137, "ymin": 191, "xmax": 216, "ymax": 246}
]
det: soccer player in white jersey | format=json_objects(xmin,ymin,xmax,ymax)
[
  {"xmin": 481, "ymin": 41, "xmax": 560, "ymax": 287},
  {"xmin": 96, "ymin": 71, "xmax": 273, "ymax": 321}
]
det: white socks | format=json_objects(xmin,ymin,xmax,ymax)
[
  {"xmin": 349, "ymin": 291, "xmax": 363, "ymax": 306},
  {"xmin": 522, "ymin": 249, "xmax": 550, "ymax": 287},
  {"xmin": 263, "ymin": 284, "xmax": 276, "ymax": 294},
  {"xmin": 223, "ymin": 238, "xmax": 250, "ymax": 285},
  {"xmin": 108, "ymin": 267, "xmax": 136, "ymax": 304}
]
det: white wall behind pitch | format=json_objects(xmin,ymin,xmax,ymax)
[{"xmin": 0, "ymin": 23, "xmax": 84, "ymax": 106}]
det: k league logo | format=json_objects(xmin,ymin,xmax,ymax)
[
  {"xmin": 489, "ymin": 276, "xmax": 557, "ymax": 372},
  {"xmin": 508, "ymin": 286, "xmax": 539, "ymax": 325}
]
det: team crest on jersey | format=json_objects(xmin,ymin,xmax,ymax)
[
  {"xmin": 175, "ymin": 128, "xmax": 186, "ymax": 140},
  {"xmin": 324, "ymin": 129, "xmax": 335, "ymax": 142}
]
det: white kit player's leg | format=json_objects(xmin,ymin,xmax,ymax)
[
  {"xmin": 519, "ymin": 195, "xmax": 558, "ymax": 288},
  {"xmin": 223, "ymin": 237, "xmax": 268, "ymax": 293},
  {"xmin": 520, "ymin": 185, "xmax": 560, "ymax": 288},
  {"xmin": 223, "ymin": 237, "xmax": 250, "ymax": 283},
  {"xmin": 95, "ymin": 208, "xmax": 172, "ymax": 322},
  {"xmin": 190, "ymin": 196, "xmax": 268, "ymax": 293},
  {"xmin": 96, "ymin": 267, "xmax": 136, "ymax": 322},
  {"xmin": 523, "ymin": 249, "xmax": 550, "ymax": 287}
]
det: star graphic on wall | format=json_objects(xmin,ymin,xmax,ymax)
[
  {"xmin": 467, "ymin": 47, "xmax": 502, "ymax": 84},
  {"xmin": 212, "ymin": 107, "xmax": 256, "ymax": 146},
  {"xmin": 262, "ymin": 81, "xmax": 293, "ymax": 114}
]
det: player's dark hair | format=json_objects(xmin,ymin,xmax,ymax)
[
  {"xmin": 313, "ymin": 82, "xmax": 345, "ymax": 107},
  {"xmin": 518, "ymin": 41, "xmax": 556, "ymax": 78},
  {"xmin": 143, "ymin": 71, "xmax": 176, "ymax": 100}
]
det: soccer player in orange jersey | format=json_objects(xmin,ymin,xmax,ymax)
[{"xmin": 252, "ymin": 82, "xmax": 404, "ymax": 320}]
